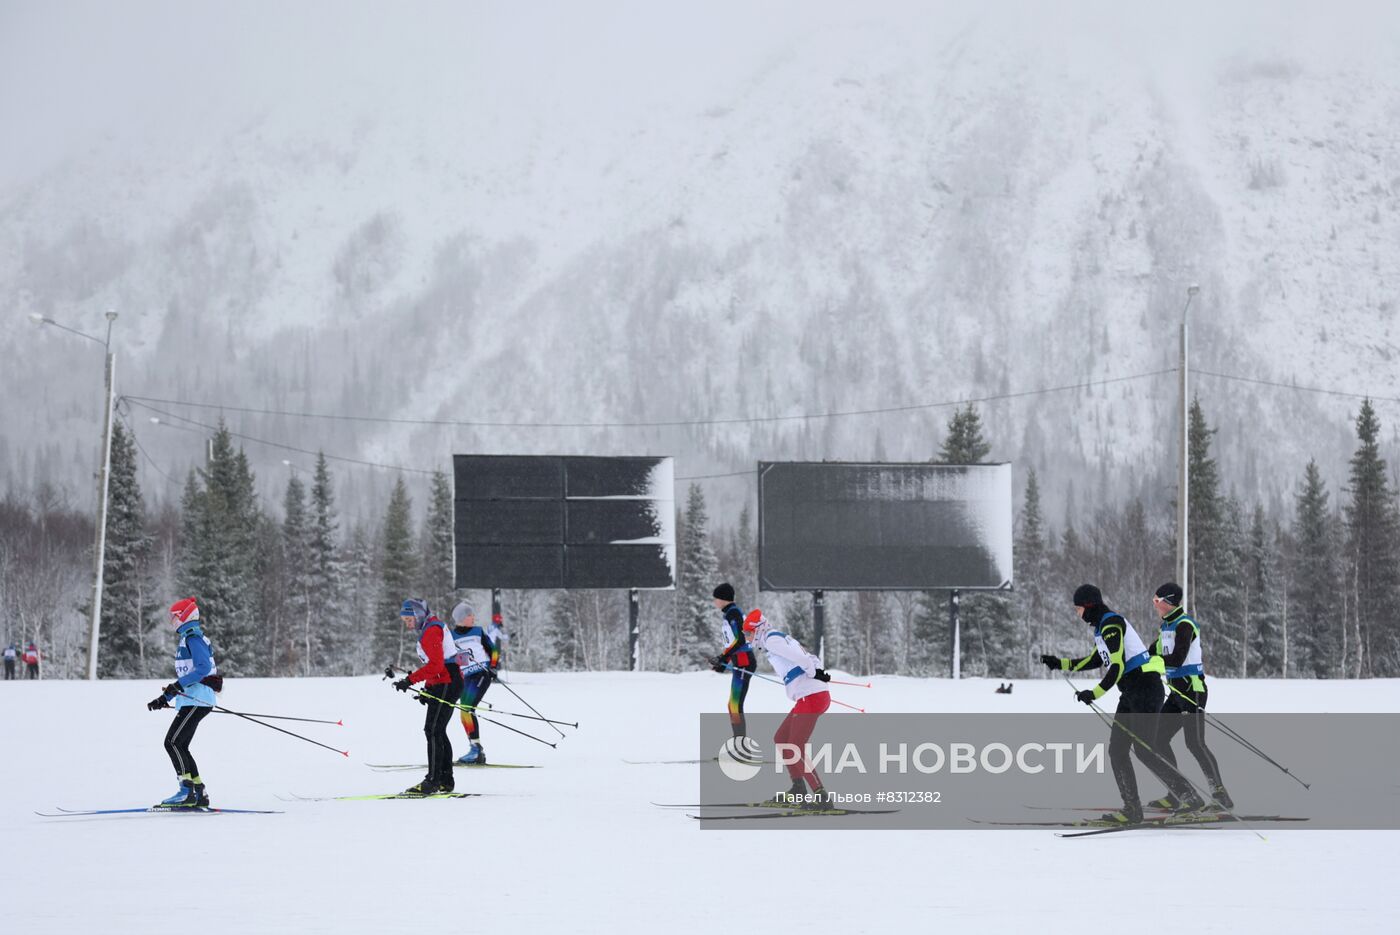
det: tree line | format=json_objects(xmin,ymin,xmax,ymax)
[{"xmin": 2, "ymin": 397, "xmax": 1396, "ymax": 678}]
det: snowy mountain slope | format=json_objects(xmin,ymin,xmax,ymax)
[{"xmin": 3, "ymin": 3, "xmax": 1398, "ymax": 516}]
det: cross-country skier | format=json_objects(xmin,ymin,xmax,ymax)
[
  {"xmin": 146, "ymin": 598, "xmax": 222, "ymax": 808},
  {"xmin": 743, "ymin": 608, "xmax": 833, "ymax": 807},
  {"xmin": 1040, "ymin": 584, "xmax": 1202, "ymax": 825},
  {"xmin": 22, "ymin": 642, "xmax": 39, "ymax": 679},
  {"xmin": 447, "ymin": 600, "xmax": 499, "ymax": 765},
  {"xmin": 709, "ymin": 583, "xmax": 756, "ymax": 740},
  {"xmin": 487, "ymin": 611, "xmax": 508, "ymax": 673},
  {"xmin": 1147, "ymin": 581, "xmax": 1233, "ymax": 810},
  {"xmin": 389, "ymin": 598, "xmax": 460, "ymax": 795},
  {"xmin": 2, "ymin": 643, "xmax": 15, "ymax": 679}
]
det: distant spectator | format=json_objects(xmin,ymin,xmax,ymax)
[
  {"xmin": 2, "ymin": 643, "xmax": 16, "ymax": 680},
  {"xmin": 22, "ymin": 642, "xmax": 40, "ymax": 679}
]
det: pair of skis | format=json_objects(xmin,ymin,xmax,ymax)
[
  {"xmin": 975, "ymin": 812, "xmax": 1309, "ymax": 838},
  {"xmin": 653, "ymin": 800, "xmax": 900, "ymax": 821},
  {"xmin": 36, "ymin": 805, "xmax": 281, "ymax": 817}
]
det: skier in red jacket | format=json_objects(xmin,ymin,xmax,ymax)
[{"xmin": 388, "ymin": 598, "xmax": 462, "ymax": 795}]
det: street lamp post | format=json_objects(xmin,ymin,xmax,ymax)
[
  {"xmin": 30, "ymin": 311, "xmax": 118, "ymax": 680},
  {"xmin": 1177, "ymin": 286, "xmax": 1198, "ymax": 606}
]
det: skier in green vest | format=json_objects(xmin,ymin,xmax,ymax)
[
  {"xmin": 1041, "ymin": 584, "xmax": 1203, "ymax": 824},
  {"xmin": 1147, "ymin": 582, "xmax": 1233, "ymax": 810}
]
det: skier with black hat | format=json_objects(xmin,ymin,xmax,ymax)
[
  {"xmin": 1040, "ymin": 584, "xmax": 1202, "ymax": 824},
  {"xmin": 709, "ymin": 582, "xmax": 756, "ymax": 741},
  {"xmin": 1148, "ymin": 581, "xmax": 1233, "ymax": 810}
]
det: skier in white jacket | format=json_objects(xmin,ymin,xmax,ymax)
[{"xmin": 742, "ymin": 609, "xmax": 833, "ymax": 805}]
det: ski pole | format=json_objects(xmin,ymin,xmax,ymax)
[
  {"xmin": 826, "ymin": 678, "xmax": 872, "ymax": 688},
  {"xmin": 176, "ymin": 692, "xmax": 349, "ymax": 758},
  {"xmin": 1165, "ymin": 682, "xmax": 1310, "ymax": 790},
  {"xmin": 467, "ymin": 701, "xmax": 578, "ymax": 729},
  {"xmin": 721, "ymin": 663, "xmax": 866, "ymax": 713},
  {"xmin": 405, "ymin": 687, "xmax": 557, "ymax": 749},
  {"xmin": 494, "ymin": 677, "xmax": 567, "ymax": 739},
  {"xmin": 1061, "ymin": 675, "xmax": 1264, "ymax": 840},
  {"xmin": 210, "ymin": 711, "xmax": 343, "ymax": 726}
]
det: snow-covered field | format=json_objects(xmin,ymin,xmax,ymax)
[{"xmin": 2, "ymin": 673, "xmax": 1396, "ymax": 934}]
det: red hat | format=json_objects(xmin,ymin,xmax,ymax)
[
  {"xmin": 741, "ymin": 609, "xmax": 766, "ymax": 634},
  {"xmin": 169, "ymin": 597, "xmax": 200, "ymax": 626}
]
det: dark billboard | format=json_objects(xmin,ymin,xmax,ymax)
[
  {"xmin": 453, "ymin": 455, "xmax": 675, "ymax": 589},
  {"xmin": 758, "ymin": 461, "xmax": 1013, "ymax": 591}
]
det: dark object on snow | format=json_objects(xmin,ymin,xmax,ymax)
[{"xmin": 995, "ymin": 682, "xmax": 1013, "ymax": 694}]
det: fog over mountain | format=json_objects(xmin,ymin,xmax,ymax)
[{"xmin": 4, "ymin": 0, "xmax": 1400, "ymax": 525}]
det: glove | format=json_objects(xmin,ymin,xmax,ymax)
[
  {"xmin": 710, "ymin": 655, "xmax": 727, "ymax": 673},
  {"xmin": 200, "ymin": 674, "xmax": 224, "ymax": 692},
  {"xmin": 162, "ymin": 681, "xmax": 182, "ymax": 699},
  {"xmin": 384, "ymin": 666, "xmax": 397, "ymax": 679},
  {"xmin": 393, "ymin": 677, "xmax": 412, "ymax": 693},
  {"xmin": 147, "ymin": 695, "xmax": 170, "ymax": 711},
  {"xmin": 1075, "ymin": 689, "xmax": 1096, "ymax": 705},
  {"xmin": 417, "ymin": 693, "xmax": 430, "ymax": 705},
  {"xmin": 481, "ymin": 668, "xmax": 496, "ymax": 684},
  {"xmin": 814, "ymin": 668, "xmax": 832, "ymax": 682},
  {"xmin": 1040, "ymin": 654, "xmax": 1061, "ymax": 671}
]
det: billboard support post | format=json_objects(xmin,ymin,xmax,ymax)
[
  {"xmin": 629, "ymin": 588, "xmax": 640, "ymax": 672},
  {"xmin": 812, "ymin": 589, "xmax": 825, "ymax": 660},
  {"xmin": 949, "ymin": 589, "xmax": 961, "ymax": 680}
]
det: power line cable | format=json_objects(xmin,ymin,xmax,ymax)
[
  {"xmin": 128, "ymin": 399, "xmax": 438, "ymax": 476},
  {"xmin": 122, "ymin": 369, "xmax": 1176, "ymax": 430},
  {"xmin": 1194, "ymin": 369, "xmax": 1400, "ymax": 405}
]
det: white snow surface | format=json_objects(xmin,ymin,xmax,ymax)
[{"xmin": 2, "ymin": 673, "xmax": 1397, "ymax": 934}]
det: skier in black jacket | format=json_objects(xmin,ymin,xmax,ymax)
[
  {"xmin": 708, "ymin": 582, "xmax": 756, "ymax": 740},
  {"xmin": 1041, "ymin": 584, "xmax": 1202, "ymax": 824}
]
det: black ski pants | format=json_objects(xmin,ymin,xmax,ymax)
[
  {"xmin": 164, "ymin": 704, "xmax": 213, "ymax": 779},
  {"xmin": 1158, "ymin": 680, "xmax": 1228, "ymax": 793},
  {"xmin": 422, "ymin": 666, "xmax": 462, "ymax": 786},
  {"xmin": 1109, "ymin": 670, "xmax": 1192, "ymax": 811}
]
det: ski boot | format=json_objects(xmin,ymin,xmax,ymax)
[
  {"xmin": 1208, "ymin": 787, "xmax": 1234, "ymax": 811},
  {"xmin": 799, "ymin": 786, "xmax": 836, "ymax": 811},
  {"xmin": 157, "ymin": 774, "xmax": 207, "ymax": 808},
  {"xmin": 456, "ymin": 742, "xmax": 486, "ymax": 766},
  {"xmin": 1167, "ymin": 790, "xmax": 1207, "ymax": 817},
  {"xmin": 402, "ymin": 778, "xmax": 440, "ymax": 797},
  {"xmin": 435, "ymin": 773, "xmax": 455, "ymax": 794},
  {"xmin": 1092, "ymin": 803, "xmax": 1143, "ymax": 826},
  {"xmin": 1146, "ymin": 794, "xmax": 1177, "ymax": 811}
]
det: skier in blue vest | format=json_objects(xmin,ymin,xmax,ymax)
[
  {"xmin": 446, "ymin": 600, "xmax": 500, "ymax": 765},
  {"xmin": 146, "ymin": 597, "xmax": 222, "ymax": 808}
]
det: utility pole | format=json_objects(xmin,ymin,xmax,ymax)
[
  {"xmin": 30, "ymin": 310, "xmax": 117, "ymax": 680},
  {"xmin": 1177, "ymin": 285, "xmax": 1198, "ymax": 605}
]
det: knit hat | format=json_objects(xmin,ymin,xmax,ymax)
[
  {"xmin": 712, "ymin": 582, "xmax": 735, "ymax": 602},
  {"xmin": 400, "ymin": 598, "xmax": 429, "ymax": 621},
  {"xmin": 1072, "ymin": 584, "xmax": 1103, "ymax": 608},
  {"xmin": 1154, "ymin": 582, "xmax": 1184, "ymax": 606},
  {"xmin": 451, "ymin": 601, "xmax": 475, "ymax": 625},
  {"xmin": 169, "ymin": 597, "xmax": 200, "ymax": 627}
]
